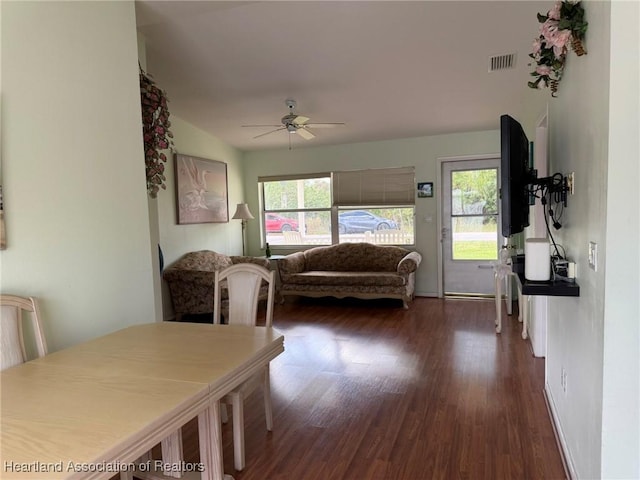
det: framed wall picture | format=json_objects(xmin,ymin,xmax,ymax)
[
  {"xmin": 417, "ymin": 182, "xmax": 433, "ymax": 198},
  {"xmin": 175, "ymin": 154, "xmax": 229, "ymax": 224}
]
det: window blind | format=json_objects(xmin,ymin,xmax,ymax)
[
  {"xmin": 258, "ymin": 172, "xmax": 330, "ymax": 183},
  {"xmin": 332, "ymin": 167, "xmax": 415, "ymax": 206}
]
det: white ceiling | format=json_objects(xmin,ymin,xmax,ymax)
[{"xmin": 136, "ymin": 1, "xmax": 547, "ymax": 151}]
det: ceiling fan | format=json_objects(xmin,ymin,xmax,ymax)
[{"xmin": 242, "ymin": 99, "xmax": 345, "ymax": 148}]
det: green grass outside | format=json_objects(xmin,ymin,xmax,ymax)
[
  {"xmin": 453, "ymin": 241, "xmax": 497, "ymax": 260},
  {"xmin": 453, "ymin": 220, "xmax": 497, "ymax": 233}
]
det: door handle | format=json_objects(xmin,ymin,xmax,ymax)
[{"xmin": 478, "ymin": 265, "xmax": 494, "ymax": 269}]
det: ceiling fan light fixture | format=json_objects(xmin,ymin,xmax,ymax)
[{"xmin": 242, "ymin": 99, "xmax": 343, "ymax": 144}]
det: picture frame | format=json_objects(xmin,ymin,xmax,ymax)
[
  {"xmin": 174, "ymin": 154, "xmax": 229, "ymax": 224},
  {"xmin": 417, "ymin": 182, "xmax": 433, "ymax": 198}
]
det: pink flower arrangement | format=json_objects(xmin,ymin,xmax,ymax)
[
  {"xmin": 528, "ymin": 1, "xmax": 588, "ymax": 96},
  {"xmin": 140, "ymin": 67, "xmax": 174, "ymax": 198}
]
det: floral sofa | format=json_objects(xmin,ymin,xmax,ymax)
[
  {"xmin": 278, "ymin": 243, "xmax": 422, "ymax": 308},
  {"xmin": 163, "ymin": 250, "xmax": 270, "ymax": 321}
]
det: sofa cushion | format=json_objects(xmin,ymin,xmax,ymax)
[
  {"xmin": 170, "ymin": 250, "xmax": 233, "ymax": 272},
  {"xmin": 303, "ymin": 243, "xmax": 410, "ymax": 272},
  {"xmin": 286, "ymin": 271, "xmax": 406, "ymax": 287},
  {"xmin": 231, "ymin": 256, "xmax": 271, "ymax": 269}
]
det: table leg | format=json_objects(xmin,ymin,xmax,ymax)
[
  {"xmin": 521, "ymin": 293, "xmax": 529, "ymax": 340},
  {"xmin": 494, "ymin": 272, "xmax": 502, "ymax": 334},
  {"xmin": 198, "ymin": 401, "xmax": 233, "ymax": 480},
  {"xmin": 517, "ymin": 282, "xmax": 524, "ymax": 323},
  {"xmin": 505, "ymin": 274, "xmax": 513, "ymax": 316}
]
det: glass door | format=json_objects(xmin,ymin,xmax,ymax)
[{"xmin": 442, "ymin": 158, "xmax": 502, "ymax": 295}]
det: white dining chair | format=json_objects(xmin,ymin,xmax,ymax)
[
  {"xmin": 214, "ymin": 262, "xmax": 275, "ymax": 471},
  {"xmin": 0, "ymin": 296, "xmax": 155, "ymax": 480},
  {"xmin": 126, "ymin": 264, "xmax": 275, "ymax": 478},
  {"xmin": 1, "ymin": 294, "xmax": 48, "ymax": 371}
]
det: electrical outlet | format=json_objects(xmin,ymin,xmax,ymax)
[
  {"xmin": 567, "ymin": 172, "xmax": 575, "ymax": 195},
  {"xmin": 588, "ymin": 241, "xmax": 598, "ymax": 271}
]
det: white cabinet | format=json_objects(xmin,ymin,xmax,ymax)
[
  {"xmin": 527, "ymin": 295, "xmax": 548, "ymax": 357},
  {"xmin": 523, "ymin": 110, "xmax": 549, "ymax": 358}
]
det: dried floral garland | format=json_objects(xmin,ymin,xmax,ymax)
[
  {"xmin": 140, "ymin": 67, "xmax": 174, "ymax": 198},
  {"xmin": 528, "ymin": 1, "xmax": 588, "ymax": 96}
]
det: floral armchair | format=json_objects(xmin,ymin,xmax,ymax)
[{"xmin": 163, "ymin": 250, "xmax": 270, "ymax": 321}]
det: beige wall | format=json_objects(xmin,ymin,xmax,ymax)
[
  {"xmin": 243, "ymin": 130, "xmax": 500, "ymax": 296},
  {"xmin": 138, "ymin": 33, "xmax": 246, "ymax": 321},
  {"xmin": 544, "ymin": 2, "xmax": 609, "ymax": 476},
  {"xmin": 536, "ymin": 1, "xmax": 639, "ymax": 478},
  {"xmin": 601, "ymin": 1, "xmax": 639, "ymax": 477},
  {"xmin": 157, "ymin": 117, "xmax": 245, "ymax": 265},
  {"xmin": 156, "ymin": 117, "xmax": 245, "ymax": 319},
  {"xmin": 1, "ymin": 1, "xmax": 157, "ymax": 350}
]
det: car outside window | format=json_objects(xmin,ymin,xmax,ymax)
[{"xmin": 337, "ymin": 208, "xmax": 413, "ymax": 244}]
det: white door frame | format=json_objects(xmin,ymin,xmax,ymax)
[{"xmin": 436, "ymin": 153, "xmax": 500, "ymax": 298}]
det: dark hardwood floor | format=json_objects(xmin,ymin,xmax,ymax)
[{"xmin": 177, "ymin": 296, "xmax": 566, "ymax": 479}]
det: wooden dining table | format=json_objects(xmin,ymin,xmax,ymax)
[{"xmin": 0, "ymin": 322, "xmax": 285, "ymax": 480}]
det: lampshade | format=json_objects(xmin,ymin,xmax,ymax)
[{"xmin": 232, "ymin": 203, "xmax": 254, "ymax": 220}]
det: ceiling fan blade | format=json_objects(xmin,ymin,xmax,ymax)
[
  {"xmin": 253, "ymin": 127, "xmax": 286, "ymax": 139},
  {"xmin": 242, "ymin": 124, "xmax": 283, "ymax": 128},
  {"xmin": 297, "ymin": 127, "xmax": 315, "ymax": 140},
  {"xmin": 304, "ymin": 122, "xmax": 345, "ymax": 128},
  {"xmin": 292, "ymin": 116, "xmax": 310, "ymax": 125}
]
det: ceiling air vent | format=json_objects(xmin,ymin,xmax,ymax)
[{"xmin": 489, "ymin": 53, "xmax": 516, "ymax": 72}]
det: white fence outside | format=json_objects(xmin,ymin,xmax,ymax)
[{"xmin": 268, "ymin": 230, "xmax": 414, "ymax": 246}]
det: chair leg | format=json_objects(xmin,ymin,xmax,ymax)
[
  {"xmin": 161, "ymin": 429, "xmax": 184, "ymax": 478},
  {"xmin": 231, "ymin": 393, "xmax": 245, "ymax": 471},
  {"xmin": 264, "ymin": 366, "xmax": 273, "ymax": 431}
]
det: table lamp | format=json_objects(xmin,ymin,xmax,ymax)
[{"xmin": 232, "ymin": 203, "xmax": 254, "ymax": 256}]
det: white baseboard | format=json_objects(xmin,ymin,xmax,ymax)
[
  {"xmin": 414, "ymin": 291, "xmax": 439, "ymax": 297},
  {"xmin": 544, "ymin": 383, "xmax": 576, "ymax": 480}
]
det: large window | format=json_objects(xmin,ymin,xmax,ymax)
[
  {"xmin": 261, "ymin": 175, "xmax": 332, "ymax": 246},
  {"xmin": 260, "ymin": 167, "xmax": 415, "ymax": 248}
]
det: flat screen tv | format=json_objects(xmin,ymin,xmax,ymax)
[{"xmin": 500, "ymin": 114, "xmax": 533, "ymax": 237}]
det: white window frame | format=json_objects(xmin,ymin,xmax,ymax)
[
  {"xmin": 259, "ymin": 173, "xmax": 332, "ymax": 247},
  {"xmin": 259, "ymin": 167, "xmax": 416, "ymax": 249}
]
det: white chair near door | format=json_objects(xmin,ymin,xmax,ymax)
[
  {"xmin": 1, "ymin": 294, "xmax": 48, "ymax": 370},
  {"xmin": 214, "ymin": 263, "xmax": 275, "ymax": 471}
]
